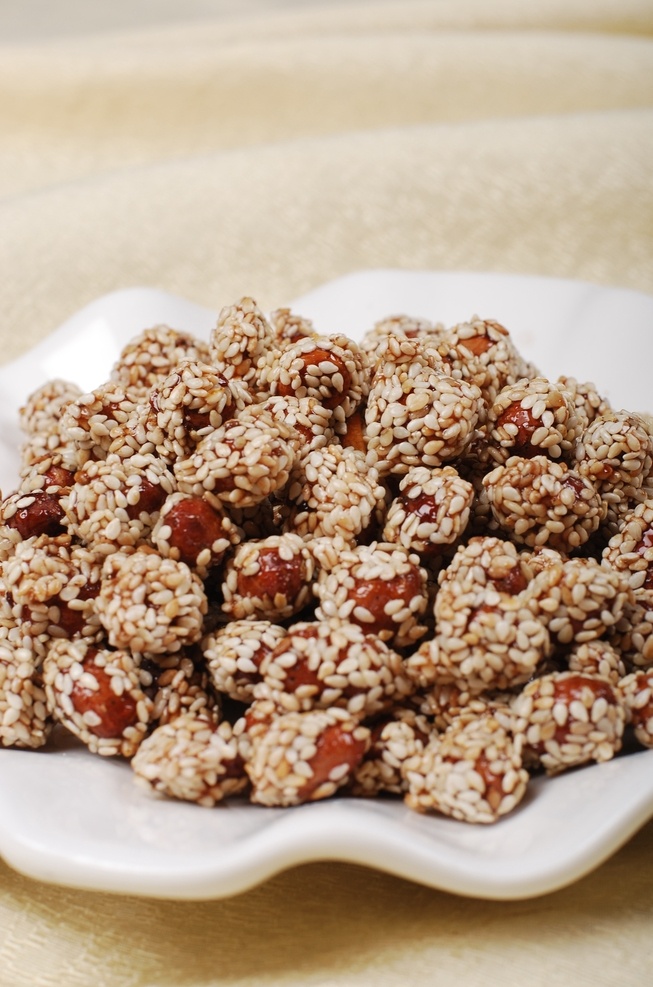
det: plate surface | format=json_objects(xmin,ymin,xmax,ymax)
[{"xmin": 1, "ymin": 269, "xmax": 653, "ymax": 901}]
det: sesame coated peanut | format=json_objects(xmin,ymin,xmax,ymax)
[{"xmin": 0, "ymin": 298, "xmax": 650, "ymax": 829}]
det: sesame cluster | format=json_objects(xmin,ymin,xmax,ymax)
[{"xmin": 1, "ymin": 301, "xmax": 652, "ymax": 825}]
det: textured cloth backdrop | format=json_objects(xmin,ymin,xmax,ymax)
[{"xmin": 1, "ymin": 1, "xmax": 652, "ymax": 985}]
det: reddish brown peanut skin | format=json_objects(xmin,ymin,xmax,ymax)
[
  {"xmin": 492, "ymin": 564, "xmax": 529, "ymax": 596},
  {"xmin": 278, "ymin": 657, "xmax": 321, "ymax": 695},
  {"xmin": 125, "ymin": 477, "xmax": 168, "ymax": 520},
  {"xmin": 395, "ymin": 492, "xmax": 442, "ymax": 555},
  {"xmin": 268, "ymin": 627, "xmax": 324, "ymax": 695},
  {"xmin": 162, "ymin": 496, "xmax": 229, "ymax": 566},
  {"xmin": 347, "ymin": 567, "xmax": 424, "ymax": 638},
  {"xmin": 230, "ymin": 644, "xmax": 271, "ymax": 692},
  {"xmin": 151, "ymin": 371, "xmax": 235, "ymax": 435},
  {"xmin": 276, "ymin": 348, "xmax": 352, "ymax": 410},
  {"xmin": 182, "ymin": 408, "xmax": 213, "ymax": 432},
  {"xmin": 265, "ymin": 626, "xmax": 380, "ymax": 703},
  {"xmin": 530, "ymin": 674, "xmax": 617, "ymax": 753},
  {"xmin": 495, "ymin": 403, "xmax": 540, "ymax": 457},
  {"xmin": 455, "ymin": 321, "xmax": 509, "ymax": 358},
  {"xmin": 50, "ymin": 581, "xmax": 100, "ymax": 637},
  {"xmin": 562, "ymin": 474, "xmax": 589, "ymax": 499},
  {"xmin": 69, "ymin": 652, "xmax": 139, "ymax": 739},
  {"xmin": 43, "ymin": 465, "xmax": 76, "ymax": 489},
  {"xmin": 79, "ymin": 399, "xmax": 121, "ymax": 424},
  {"xmin": 8, "ymin": 494, "xmax": 66, "ymax": 539},
  {"xmin": 393, "ymin": 490, "xmax": 477, "ymax": 560},
  {"xmin": 458, "ymin": 335, "xmax": 493, "ymax": 356},
  {"xmin": 236, "ymin": 548, "xmax": 306, "ymax": 604},
  {"xmin": 297, "ymin": 723, "xmax": 368, "ymax": 799}
]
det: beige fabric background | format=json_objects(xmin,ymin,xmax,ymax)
[{"xmin": 1, "ymin": 1, "xmax": 652, "ymax": 985}]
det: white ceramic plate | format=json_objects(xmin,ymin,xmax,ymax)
[{"xmin": 1, "ymin": 269, "xmax": 653, "ymax": 902}]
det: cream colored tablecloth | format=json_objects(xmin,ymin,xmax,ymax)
[{"xmin": 1, "ymin": 2, "xmax": 652, "ymax": 985}]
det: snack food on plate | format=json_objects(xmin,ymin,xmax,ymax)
[{"xmin": 2, "ymin": 299, "xmax": 652, "ymax": 826}]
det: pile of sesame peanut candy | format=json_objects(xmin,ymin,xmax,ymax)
[{"xmin": 1, "ymin": 298, "xmax": 653, "ymax": 825}]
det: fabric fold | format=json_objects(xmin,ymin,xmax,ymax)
[
  {"xmin": 1, "ymin": 109, "xmax": 651, "ymax": 361},
  {"xmin": 2, "ymin": 27, "xmax": 652, "ymax": 198}
]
